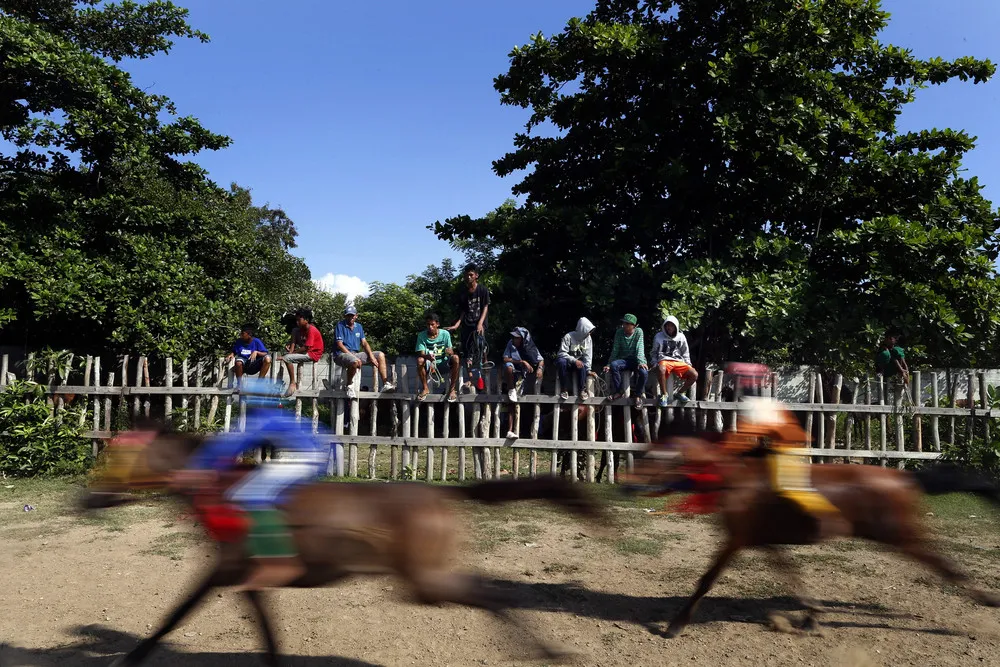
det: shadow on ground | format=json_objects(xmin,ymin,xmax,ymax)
[
  {"xmin": 0, "ymin": 625, "xmax": 381, "ymax": 667},
  {"xmin": 485, "ymin": 578, "xmax": 965, "ymax": 637}
]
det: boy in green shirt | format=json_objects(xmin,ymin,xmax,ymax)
[
  {"xmin": 416, "ymin": 312, "xmax": 460, "ymax": 402},
  {"xmin": 876, "ymin": 333, "xmax": 909, "ymax": 406},
  {"xmin": 602, "ymin": 313, "xmax": 649, "ymax": 408}
]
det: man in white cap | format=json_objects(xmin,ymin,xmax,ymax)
[{"xmin": 333, "ymin": 305, "xmax": 394, "ymax": 398}]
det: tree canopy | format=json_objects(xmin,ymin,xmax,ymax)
[
  {"xmin": 0, "ymin": 1, "xmax": 326, "ymax": 358},
  {"xmin": 433, "ymin": 0, "xmax": 1000, "ymax": 374}
]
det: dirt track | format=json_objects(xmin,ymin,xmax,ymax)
[{"xmin": 3, "ymin": 480, "xmax": 1000, "ymax": 666}]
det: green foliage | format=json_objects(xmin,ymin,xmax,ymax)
[
  {"xmin": 433, "ymin": 0, "xmax": 1000, "ymax": 370},
  {"xmin": 0, "ymin": 380, "xmax": 91, "ymax": 476},
  {"xmin": 0, "ymin": 2, "xmax": 320, "ymax": 359},
  {"xmin": 355, "ymin": 282, "xmax": 427, "ymax": 357}
]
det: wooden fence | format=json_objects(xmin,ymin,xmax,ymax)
[{"xmin": 2, "ymin": 353, "xmax": 996, "ymax": 483}]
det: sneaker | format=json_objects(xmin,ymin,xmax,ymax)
[
  {"xmin": 673, "ymin": 392, "xmax": 690, "ymax": 404},
  {"xmin": 634, "ymin": 394, "xmax": 644, "ymax": 409},
  {"xmin": 658, "ymin": 394, "xmax": 670, "ymax": 408},
  {"xmin": 381, "ymin": 381, "xmax": 395, "ymax": 392},
  {"xmin": 507, "ymin": 388, "xmax": 518, "ymax": 403},
  {"xmin": 346, "ymin": 386, "xmax": 357, "ymax": 399},
  {"xmin": 506, "ymin": 430, "xmax": 519, "ymax": 440},
  {"xmin": 559, "ymin": 391, "xmax": 569, "ymax": 400},
  {"xmin": 579, "ymin": 390, "xmax": 590, "ymax": 401}
]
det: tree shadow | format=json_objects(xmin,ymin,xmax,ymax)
[
  {"xmin": 484, "ymin": 579, "xmax": 966, "ymax": 637},
  {"xmin": 0, "ymin": 625, "xmax": 382, "ymax": 667}
]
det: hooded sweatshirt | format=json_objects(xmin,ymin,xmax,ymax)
[
  {"xmin": 503, "ymin": 326, "xmax": 543, "ymax": 365},
  {"xmin": 650, "ymin": 316, "xmax": 691, "ymax": 365},
  {"xmin": 557, "ymin": 317, "xmax": 595, "ymax": 366}
]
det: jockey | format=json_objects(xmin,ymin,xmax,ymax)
[
  {"xmin": 720, "ymin": 363, "xmax": 839, "ymax": 518},
  {"xmin": 172, "ymin": 377, "xmax": 328, "ymax": 590}
]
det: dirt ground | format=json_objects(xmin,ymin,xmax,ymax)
[{"xmin": 3, "ymin": 479, "xmax": 1000, "ymax": 667}]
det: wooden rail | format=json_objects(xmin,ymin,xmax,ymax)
[{"xmin": 3, "ymin": 354, "xmax": 995, "ymax": 481}]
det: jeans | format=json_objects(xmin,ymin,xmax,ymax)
[
  {"xmin": 609, "ymin": 358, "xmax": 648, "ymax": 396},
  {"xmin": 556, "ymin": 357, "xmax": 589, "ymax": 393}
]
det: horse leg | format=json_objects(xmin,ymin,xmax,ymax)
[
  {"xmin": 112, "ymin": 569, "xmax": 220, "ymax": 666},
  {"xmin": 244, "ymin": 590, "xmax": 281, "ymax": 667},
  {"xmin": 765, "ymin": 547, "xmax": 825, "ymax": 633},
  {"xmin": 666, "ymin": 542, "xmax": 739, "ymax": 638},
  {"xmin": 409, "ymin": 570, "xmax": 567, "ymax": 661},
  {"xmin": 898, "ymin": 540, "xmax": 1000, "ymax": 607}
]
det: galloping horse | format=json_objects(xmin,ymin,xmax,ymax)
[
  {"xmin": 83, "ymin": 426, "xmax": 610, "ymax": 666},
  {"xmin": 624, "ymin": 431, "xmax": 1000, "ymax": 638}
]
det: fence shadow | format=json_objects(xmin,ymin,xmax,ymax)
[
  {"xmin": 485, "ymin": 579, "xmax": 964, "ymax": 637},
  {"xmin": 0, "ymin": 625, "xmax": 381, "ymax": 667}
]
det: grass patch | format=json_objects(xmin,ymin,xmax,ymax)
[
  {"xmin": 140, "ymin": 531, "xmax": 203, "ymax": 560},
  {"xmin": 615, "ymin": 536, "xmax": 665, "ymax": 557},
  {"xmin": 542, "ymin": 562, "xmax": 580, "ymax": 575}
]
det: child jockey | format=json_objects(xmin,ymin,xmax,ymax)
[{"xmin": 171, "ymin": 377, "xmax": 328, "ymax": 590}]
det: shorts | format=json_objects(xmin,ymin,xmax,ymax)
[
  {"xmin": 334, "ymin": 351, "xmax": 370, "ymax": 367},
  {"xmin": 282, "ymin": 353, "xmax": 313, "ymax": 365},
  {"xmin": 236, "ymin": 356, "xmax": 269, "ymax": 375},
  {"xmin": 658, "ymin": 359, "xmax": 694, "ymax": 377}
]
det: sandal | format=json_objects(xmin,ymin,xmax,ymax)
[
  {"xmin": 417, "ymin": 390, "xmax": 429, "ymax": 402},
  {"xmin": 447, "ymin": 390, "xmax": 458, "ymax": 403}
]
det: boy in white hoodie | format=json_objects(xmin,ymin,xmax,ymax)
[
  {"xmin": 555, "ymin": 318, "xmax": 595, "ymax": 401},
  {"xmin": 651, "ymin": 316, "xmax": 698, "ymax": 407}
]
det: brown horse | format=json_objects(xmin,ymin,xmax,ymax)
[
  {"xmin": 623, "ymin": 434, "xmax": 1000, "ymax": 638},
  {"xmin": 83, "ymin": 429, "xmax": 610, "ymax": 666}
]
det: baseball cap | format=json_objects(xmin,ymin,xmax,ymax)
[
  {"xmin": 509, "ymin": 329, "xmax": 523, "ymax": 338},
  {"xmin": 344, "ymin": 305, "xmax": 357, "ymax": 316},
  {"xmin": 621, "ymin": 314, "xmax": 638, "ymax": 325}
]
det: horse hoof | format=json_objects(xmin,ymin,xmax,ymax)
[
  {"xmin": 976, "ymin": 591, "xmax": 1000, "ymax": 607},
  {"xmin": 799, "ymin": 616, "xmax": 824, "ymax": 636},
  {"xmin": 665, "ymin": 622, "xmax": 685, "ymax": 639}
]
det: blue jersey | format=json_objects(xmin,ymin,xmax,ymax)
[{"xmin": 188, "ymin": 410, "xmax": 328, "ymax": 474}]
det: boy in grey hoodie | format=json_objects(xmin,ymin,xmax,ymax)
[
  {"xmin": 651, "ymin": 315, "xmax": 698, "ymax": 407},
  {"xmin": 556, "ymin": 317, "xmax": 595, "ymax": 401}
]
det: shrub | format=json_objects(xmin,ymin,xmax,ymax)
[{"xmin": 0, "ymin": 380, "xmax": 92, "ymax": 476}]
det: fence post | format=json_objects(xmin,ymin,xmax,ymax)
[
  {"xmin": 978, "ymin": 372, "xmax": 990, "ymax": 443},
  {"xmin": 91, "ymin": 357, "xmax": 101, "ymax": 457},
  {"xmin": 931, "ymin": 371, "xmax": 941, "ymax": 452},
  {"xmin": 913, "ymin": 370, "xmax": 922, "ymax": 452}
]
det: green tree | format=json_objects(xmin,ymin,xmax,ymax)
[
  {"xmin": 434, "ymin": 0, "xmax": 1000, "ymax": 373},
  {"xmin": 355, "ymin": 282, "xmax": 426, "ymax": 357},
  {"xmin": 0, "ymin": 1, "xmax": 320, "ymax": 359}
]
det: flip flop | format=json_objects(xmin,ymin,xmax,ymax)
[
  {"xmin": 417, "ymin": 391, "xmax": 429, "ymax": 402},
  {"xmin": 447, "ymin": 390, "xmax": 458, "ymax": 403}
]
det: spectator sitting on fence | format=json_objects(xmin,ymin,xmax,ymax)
[
  {"xmin": 446, "ymin": 263, "xmax": 490, "ymax": 389},
  {"xmin": 651, "ymin": 315, "xmax": 698, "ymax": 408},
  {"xmin": 416, "ymin": 312, "xmax": 460, "ymax": 403},
  {"xmin": 226, "ymin": 324, "xmax": 272, "ymax": 385},
  {"xmin": 333, "ymin": 305, "xmax": 395, "ymax": 399},
  {"xmin": 556, "ymin": 317, "xmax": 595, "ymax": 401},
  {"xmin": 603, "ymin": 313, "xmax": 649, "ymax": 409},
  {"xmin": 503, "ymin": 327, "xmax": 543, "ymax": 405},
  {"xmin": 280, "ymin": 309, "xmax": 324, "ymax": 396}
]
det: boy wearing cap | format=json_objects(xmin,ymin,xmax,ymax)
[
  {"xmin": 603, "ymin": 314, "xmax": 648, "ymax": 408},
  {"xmin": 333, "ymin": 305, "xmax": 394, "ymax": 398},
  {"xmin": 226, "ymin": 324, "xmax": 272, "ymax": 384}
]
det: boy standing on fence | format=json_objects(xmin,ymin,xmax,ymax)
[
  {"xmin": 556, "ymin": 317, "xmax": 595, "ymax": 401},
  {"xmin": 226, "ymin": 324, "xmax": 272, "ymax": 385},
  {"xmin": 280, "ymin": 309, "xmax": 324, "ymax": 396},
  {"xmin": 651, "ymin": 316, "xmax": 698, "ymax": 407},
  {"xmin": 603, "ymin": 314, "xmax": 648, "ymax": 408},
  {"xmin": 446, "ymin": 264, "xmax": 490, "ymax": 388}
]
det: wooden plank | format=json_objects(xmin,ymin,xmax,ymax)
[
  {"xmin": 180, "ymin": 358, "xmax": 190, "ymax": 431},
  {"xmin": 0, "ymin": 354, "xmax": 7, "ymax": 386},
  {"xmin": 91, "ymin": 357, "xmax": 101, "ymax": 457},
  {"xmin": 206, "ymin": 357, "xmax": 221, "ymax": 427},
  {"xmin": 131, "ymin": 356, "xmax": 142, "ymax": 420},
  {"xmin": 457, "ymin": 362, "xmax": 466, "ymax": 481},
  {"xmin": 79, "ymin": 355, "xmax": 93, "ymax": 429},
  {"xmin": 426, "ymin": 401, "xmax": 435, "ymax": 481},
  {"xmin": 826, "ymin": 374, "xmax": 841, "ymax": 450},
  {"xmin": 104, "ymin": 371, "xmax": 114, "ymax": 434},
  {"xmin": 569, "ymin": 380, "xmax": 579, "ymax": 483},
  {"xmin": 815, "ymin": 372, "xmax": 825, "ymax": 451},
  {"xmin": 845, "ymin": 377, "xmax": 856, "ymax": 451},
  {"xmin": 979, "ymin": 372, "xmax": 990, "ymax": 443},
  {"xmin": 967, "ymin": 372, "xmax": 974, "ymax": 443},
  {"xmin": 550, "ymin": 374, "xmax": 560, "ymax": 478},
  {"xmin": 142, "ymin": 356, "xmax": 151, "ymax": 419},
  {"xmin": 804, "ymin": 372, "xmax": 814, "ymax": 451},
  {"xmin": 913, "ymin": 370, "xmax": 922, "ymax": 452},
  {"xmin": 878, "ymin": 374, "xmax": 886, "ymax": 464},
  {"xmin": 622, "ymin": 371, "xmax": 633, "ymax": 473},
  {"xmin": 863, "ymin": 376, "xmax": 871, "ymax": 451},
  {"xmin": 164, "ymin": 358, "xmax": 173, "ymax": 425},
  {"xmin": 369, "ymin": 366, "xmax": 380, "ymax": 480},
  {"xmin": 931, "ymin": 371, "xmax": 941, "ymax": 452}
]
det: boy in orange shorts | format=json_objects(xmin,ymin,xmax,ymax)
[{"xmin": 651, "ymin": 316, "xmax": 698, "ymax": 407}]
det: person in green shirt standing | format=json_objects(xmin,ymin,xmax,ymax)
[
  {"xmin": 603, "ymin": 313, "xmax": 649, "ymax": 408},
  {"xmin": 876, "ymin": 332, "xmax": 910, "ymax": 405},
  {"xmin": 416, "ymin": 312, "xmax": 460, "ymax": 403}
]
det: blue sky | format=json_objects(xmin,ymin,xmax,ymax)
[{"xmin": 122, "ymin": 0, "xmax": 1000, "ymax": 299}]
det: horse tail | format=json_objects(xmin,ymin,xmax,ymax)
[
  {"xmin": 912, "ymin": 464, "xmax": 1000, "ymax": 506},
  {"xmin": 452, "ymin": 478, "xmax": 611, "ymax": 526}
]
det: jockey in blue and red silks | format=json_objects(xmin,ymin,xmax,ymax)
[{"xmin": 172, "ymin": 377, "xmax": 329, "ymax": 590}]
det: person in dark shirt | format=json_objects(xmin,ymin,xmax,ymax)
[
  {"xmin": 446, "ymin": 263, "xmax": 490, "ymax": 386},
  {"xmin": 226, "ymin": 324, "xmax": 271, "ymax": 384},
  {"xmin": 876, "ymin": 332, "xmax": 910, "ymax": 406}
]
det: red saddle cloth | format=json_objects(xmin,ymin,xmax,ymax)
[
  {"xmin": 672, "ymin": 469, "xmax": 724, "ymax": 515},
  {"xmin": 192, "ymin": 495, "xmax": 249, "ymax": 542}
]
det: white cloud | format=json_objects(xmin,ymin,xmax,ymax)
[{"xmin": 314, "ymin": 273, "xmax": 370, "ymax": 303}]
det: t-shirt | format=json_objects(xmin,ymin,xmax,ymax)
[
  {"xmin": 457, "ymin": 284, "xmax": 490, "ymax": 328},
  {"xmin": 293, "ymin": 324, "xmax": 324, "ymax": 362},
  {"xmin": 875, "ymin": 346, "xmax": 905, "ymax": 376},
  {"xmin": 416, "ymin": 329, "xmax": 453, "ymax": 359},
  {"xmin": 232, "ymin": 337, "xmax": 268, "ymax": 362},
  {"xmin": 334, "ymin": 320, "xmax": 365, "ymax": 354}
]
